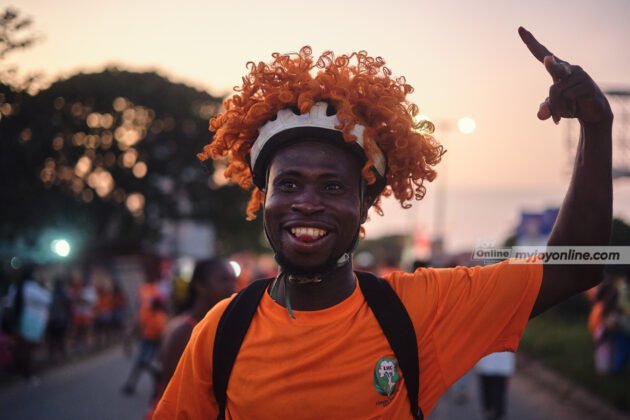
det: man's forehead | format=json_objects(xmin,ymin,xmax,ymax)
[{"xmin": 268, "ymin": 139, "xmax": 363, "ymax": 172}]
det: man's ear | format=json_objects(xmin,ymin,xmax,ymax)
[{"xmin": 360, "ymin": 192, "xmax": 375, "ymax": 224}]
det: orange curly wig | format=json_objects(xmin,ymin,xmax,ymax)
[{"xmin": 198, "ymin": 46, "xmax": 444, "ymax": 221}]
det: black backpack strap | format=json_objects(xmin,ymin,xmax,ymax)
[
  {"xmin": 213, "ymin": 278, "xmax": 272, "ymax": 420},
  {"xmin": 356, "ymin": 271, "xmax": 423, "ymax": 420}
]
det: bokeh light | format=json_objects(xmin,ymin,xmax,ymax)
[
  {"xmin": 126, "ymin": 192, "xmax": 145, "ymax": 216},
  {"xmin": 10, "ymin": 256, "xmax": 22, "ymax": 269},
  {"xmin": 229, "ymin": 260, "xmax": 242, "ymax": 277},
  {"xmin": 51, "ymin": 239, "xmax": 71, "ymax": 257},
  {"xmin": 132, "ymin": 161, "xmax": 147, "ymax": 178},
  {"xmin": 457, "ymin": 117, "xmax": 476, "ymax": 134}
]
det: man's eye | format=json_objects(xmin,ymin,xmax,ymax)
[
  {"xmin": 279, "ymin": 181, "xmax": 297, "ymax": 190},
  {"xmin": 325, "ymin": 183, "xmax": 343, "ymax": 191}
]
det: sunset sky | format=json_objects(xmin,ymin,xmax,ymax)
[{"xmin": 9, "ymin": 0, "xmax": 630, "ymax": 250}]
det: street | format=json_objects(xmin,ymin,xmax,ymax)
[
  {"xmin": 0, "ymin": 346, "xmax": 151, "ymax": 420},
  {"xmin": 0, "ymin": 344, "xmax": 603, "ymax": 420},
  {"xmin": 430, "ymin": 371, "xmax": 591, "ymax": 420}
]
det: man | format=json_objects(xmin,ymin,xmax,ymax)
[
  {"xmin": 6, "ymin": 265, "xmax": 52, "ymax": 384},
  {"xmin": 151, "ymin": 258, "xmax": 236, "ymax": 406},
  {"xmin": 475, "ymin": 351, "xmax": 515, "ymax": 420},
  {"xmin": 122, "ymin": 296, "xmax": 168, "ymax": 395},
  {"xmin": 155, "ymin": 27, "xmax": 612, "ymax": 419}
]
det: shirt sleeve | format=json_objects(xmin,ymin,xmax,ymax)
[
  {"xmin": 153, "ymin": 297, "xmax": 234, "ymax": 420},
  {"xmin": 430, "ymin": 260, "xmax": 542, "ymax": 385},
  {"xmin": 387, "ymin": 259, "xmax": 542, "ymax": 389}
]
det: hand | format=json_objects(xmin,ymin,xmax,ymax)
[{"xmin": 518, "ymin": 27, "xmax": 613, "ymax": 125}]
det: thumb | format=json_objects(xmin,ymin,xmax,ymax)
[{"xmin": 538, "ymin": 99, "xmax": 552, "ymax": 120}]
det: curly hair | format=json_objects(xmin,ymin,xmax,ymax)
[{"xmin": 199, "ymin": 46, "xmax": 444, "ymax": 221}]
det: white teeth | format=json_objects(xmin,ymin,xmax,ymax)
[{"xmin": 290, "ymin": 227, "xmax": 327, "ymax": 237}]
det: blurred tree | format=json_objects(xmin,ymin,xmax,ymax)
[
  {"xmin": 0, "ymin": 7, "xmax": 40, "ymax": 58},
  {"xmin": 1, "ymin": 69, "xmax": 263, "ymax": 262},
  {"xmin": 0, "ymin": 7, "xmax": 42, "ymax": 90}
]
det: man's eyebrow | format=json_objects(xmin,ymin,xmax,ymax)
[
  {"xmin": 273, "ymin": 169, "xmax": 301, "ymax": 178},
  {"xmin": 273, "ymin": 168, "xmax": 345, "ymax": 179}
]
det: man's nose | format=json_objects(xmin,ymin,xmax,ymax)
[{"xmin": 291, "ymin": 188, "xmax": 325, "ymax": 215}]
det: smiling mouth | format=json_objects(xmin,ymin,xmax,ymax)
[{"xmin": 289, "ymin": 226, "xmax": 329, "ymax": 243}]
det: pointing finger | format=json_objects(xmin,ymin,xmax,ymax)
[{"xmin": 518, "ymin": 27, "xmax": 554, "ymax": 63}]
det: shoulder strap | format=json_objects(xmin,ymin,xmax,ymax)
[
  {"xmin": 356, "ymin": 271, "xmax": 424, "ymax": 420},
  {"xmin": 212, "ymin": 278, "xmax": 272, "ymax": 420},
  {"xmin": 212, "ymin": 274, "xmax": 423, "ymax": 420}
]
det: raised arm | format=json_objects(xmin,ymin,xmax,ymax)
[{"xmin": 518, "ymin": 27, "xmax": 614, "ymax": 317}]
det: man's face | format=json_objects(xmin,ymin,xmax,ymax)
[
  {"xmin": 263, "ymin": 139, "xmax": 368, "ymax": 273},
  {"xmin": 197, "ymin": 262, "xmax": 236, "ymax": 308}
]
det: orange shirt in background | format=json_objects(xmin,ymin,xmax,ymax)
[
  {"xmin": 154, "ymin": 260, "xmax": 542, "ymax": 419},
  {"xmin": 588, "ymin": 301, "xmax": 604, "ymax": 336},
  {"xmin": 138, "ymin": 283, "xmax": 161, "ymax": 309},
  {"xmin": 95, "ymin": 292, "xmax": 113, "ymax": 316},
  {"xmin": 139, "ymin": 309, "xmax": 167, "ymax": 341}
]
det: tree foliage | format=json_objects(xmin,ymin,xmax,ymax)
[
  {"xmin": 1, "ymin": 69, "xmax": 262, "ymax": 260},
  {"xmin": 0, "ymin": 7, "xmax": 40, "ymax": 59},
  {"xmin": 0, "ymin": 7, "xmax": 42, "ymax": 90}
]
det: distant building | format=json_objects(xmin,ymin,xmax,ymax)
[{"xmin": 156, "ymin": 219, "xmax": 215, "ymax": 260}]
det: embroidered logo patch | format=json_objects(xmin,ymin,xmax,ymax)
[{"xmin": 373, "ymin": 357, "xmax": 401, "ymax": 397}]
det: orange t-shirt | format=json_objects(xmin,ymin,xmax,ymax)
[
  {"xmin": 140, "ymin": 309, "xmax": 168, "ymax": 341},
  {"xmin": 96, "ymin": 292, "xmax": 113, "ymax": 315},
  {"xmin": 588, "ymin": 301, "xmax": 604, "ymax": 336},
  {"xmin": 154, "ymin": 260, "xmax": 542, "ymax": 419},
  {"xmin": 139, "ymin": 283, "xmax": 161, "ymax": 308}
]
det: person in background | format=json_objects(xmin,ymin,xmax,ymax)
[
  {"xmin": 589, "ymin": 275, "xmax": 630, "ymax": 374},
  {"xmin": 137, "ymin": 269, "xmax": 167, "ymax": 317},
  {"xmin": 145, "ymin": 258, "xmax": 236, "ymax": 419},
  {"xmin": 68, "ymin": 270, "xmax": 97, "ymax": 353},
  {"xmin": 475, "ymin": 352, "xmax": 515, "ymax": 420},
  {"xmin": 589, "ymin": 275, "xmax": 615, "ymax": 374},
  {"xmin": 606, "ymin": 276, "xmax": 630, "ymax": 373},
  {"xmin": 7, "ymin": 265, "xmax": 51, "ymax": 384},
  {"xmin": 94, "ymin": 279, "xmax": 114, "ymax": 346},
  {"xmin": 121, "ymin": 296, "xmax": 168, "ymax": 396},
  {"xmin": 111, "ymin": 282, "xmax": 128, "ymax": 335},
  {"xmin": 46, "ymin": 277, "xmax": 72, "ymax": 362},
  {"xmin": 122, "ymin": 267, "xmax": 166, "ymax": 358}
]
